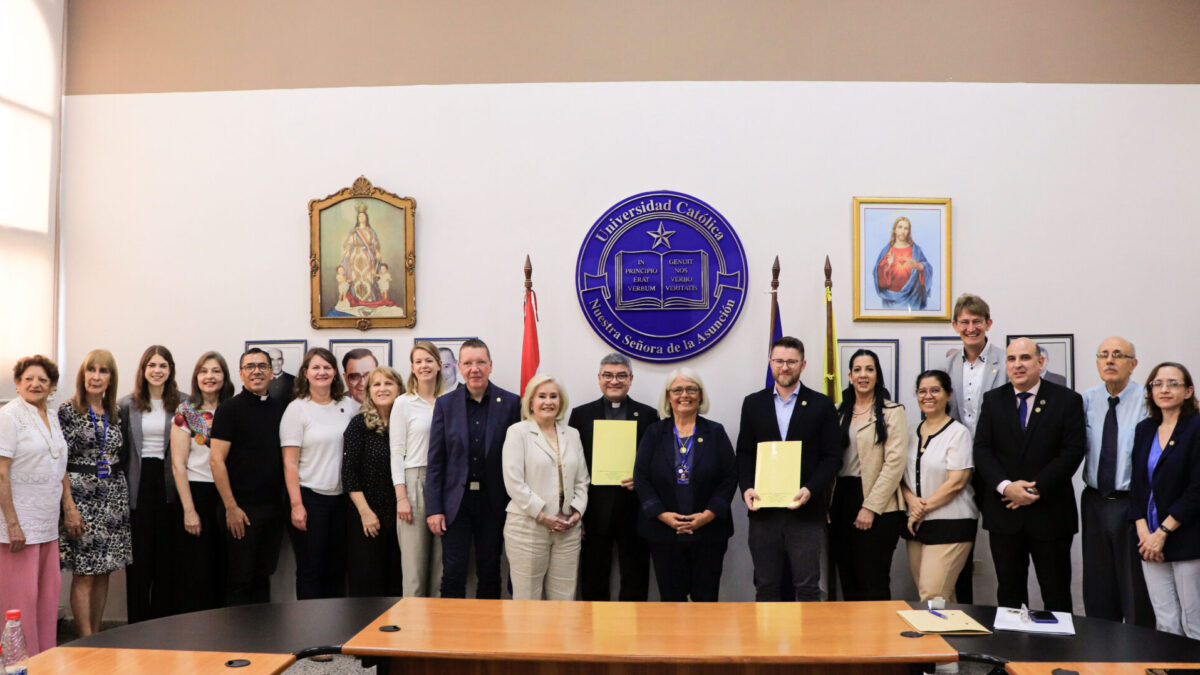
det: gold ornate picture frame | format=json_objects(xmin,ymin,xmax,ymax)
[
  {"xmin": 309, "ymin": 176, "xmax": 416, "ymax": 330},
  {"xmin": 852, "ymin": 196, "xmax": 951, "ymax": 322}
]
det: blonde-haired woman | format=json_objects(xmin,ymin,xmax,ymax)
[
  {"xmin": 389, "ymin": 341, "xmax": 446, "ymax": 597},
  {"xmin": 502, "ymin": 374, "xmax": 589, "ymax": 600},
  {"xmin": 59, "ymin": 349, "xmax": 131, "ymax": 636},
  {"xmin": 343, "ymin": 366, "xmax": 405, "ymax": 596}
]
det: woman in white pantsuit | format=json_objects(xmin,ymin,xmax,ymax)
[{"xmin": 502, "ymin": 374, "xmax": 589, "ymax": 600}]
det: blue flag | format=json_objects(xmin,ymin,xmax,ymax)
[{"xmin": 764, "ymin": 303, "xmax": 782, "ymax": 389}]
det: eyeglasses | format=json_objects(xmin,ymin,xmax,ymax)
[
  {"xmin": 599, "ymin": 372, "xmax": 631, "ymax": 382},
  {"xmin": 955, "ymin": 318, "xmax": 988, "ymax": 328},
  {"xmin": 345, "ymin": 373, "xmax": 366, "ymax": 383},
  {"xmin": 916, "ymin": 387, "xmax": 944, "ymax": 398},
  {"xmin": 1148, "ymin": 380, "xmax": 1185, "ymax": 390},
  {"xmin": 770, "ymin": 359, "xmax": 801, "ymax": 368},
  {"xmin": 241, "ymin": 363, "xmax": 271, "ymax": 372},
  {"xmin": 668, "ymin": 386, "xmax": 700, "ymax": 396},
  {"xmin": 1096, "ymin": 352, "xmax": 1135, "ymax": 361}
]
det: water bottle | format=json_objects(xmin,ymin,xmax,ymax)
[{"xmin": 1, "ymin": 609, "xmax": 29, "ymax": 675}]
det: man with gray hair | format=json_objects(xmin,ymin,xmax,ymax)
[
  {"xmin": 1080, "ymin": 336, "xmax": 1153, "ymax": 625},
  {"xmin": 568, "ymin": 353, "xmax": 658, "ymax": 600}
]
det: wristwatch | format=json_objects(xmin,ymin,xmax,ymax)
[{"xmin": 1158, "ymin": 523, "xmax": 1174, "ymax": 534}]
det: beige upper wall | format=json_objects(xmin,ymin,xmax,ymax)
[{"xmin": 66, "ymin": 0, "xmax": 1200, "ymax": 94}]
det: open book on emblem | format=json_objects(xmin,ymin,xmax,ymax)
[{"xmin": 615, "ymin": 250, "xmax": 709, "ymax": 310}]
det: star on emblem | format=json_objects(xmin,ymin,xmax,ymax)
[{"xmin": 646, "ymin": 222, "xmax": 676, "ymax": 249}]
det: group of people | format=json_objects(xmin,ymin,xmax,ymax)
[{"xmin": 0, "ymin": 294, "xmax": 1197, "ymax": 658}]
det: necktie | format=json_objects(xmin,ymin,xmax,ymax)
[
  {"xmin": 1017, "ymin": 392, "xmax": 1032, "ymax": 431},
  {"xmin": 1097, "ymin": 395, "xmax": 1120, "ymax": 495}
]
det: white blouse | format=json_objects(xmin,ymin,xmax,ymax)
[
  {"xmin": 279, "ymin": 397, "xmax": 360, "ymax": 495},
  {"xmin": 903, "ymin": 418, "xmax": 978, "ymax": 522},
  {"xmin": 140, "ymin": 400, "xmax": 167, "ymax": 460},
  {"xmin": 0, "ymin": 398, "xmax": 69, "ymax": 545},
  {"xmin": 389, "ymin": 392, "xmax": 436, "ymax": 483}
]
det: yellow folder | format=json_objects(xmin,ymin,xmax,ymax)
[
  {"xmin": 753, "ymin": 441, "xmax": 803, "ymax": 508},
  {"xmin": 591, "ymin": 420, "xmax": 638, "ymax": 485},
  {"xmin": 896, "ymin": 610, "xmax": 992, "ymax": 635}
]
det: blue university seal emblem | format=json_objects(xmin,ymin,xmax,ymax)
[{"xmin": 575, "ymin": 190, "xmax": 747, "ymax": 362}]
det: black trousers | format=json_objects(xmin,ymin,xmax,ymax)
[
  {"xmin": 440, "ymin": 489, "xmax": 504, "ymax": 599},
  {"xmin": 126, "ymin": 459, "xmax": 180, "ymax": 622},
  {"xmin": 346, "ymin": 497, "xmax": 403, "ymax": 597},
  {"xmin": 747, "ymin": 509, "xmax": 825, "ymax": 601},
  {"xmin": 580, "ymin": 524, "xmax": 650, "ymax": 601},
  {"xmin": 225, "ymin": 503, "xmax": 285, "ymax": 606},
  {"xmin": 829, "ymin": 476, "xmax": 904, "ymax": 601},
  {"xmin": 649, "ymin": 540, "xmax": 727, "ymax": 602},
  {"xmin": 989, "ymin": 530, "xmax": 1073, "ymax": 612},
  {"xmin": 287, "ymin": 488, "xmax": 348, "ymax": 600},
  {"xmin": 1081, "ymin": 487, "xmax": 1154, "ymax": 626},
  {"xmin": 176, "ymin": 481, "xmax": 226, "ymax": 614}
]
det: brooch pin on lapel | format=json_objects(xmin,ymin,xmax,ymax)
[
  {"xmin": 801, "ymin": 401, "xmax": 808, "ymax": 406},
  {"xmin": 496, "ymin": 397, "xmax": 502, "ymax": 403}
]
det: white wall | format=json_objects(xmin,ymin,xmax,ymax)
[{"xmin": 58, "ymin": 81, "xmax": 1200, "ymax": 610}]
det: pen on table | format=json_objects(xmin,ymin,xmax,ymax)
[{"xmin": 928, "ymin": 609, "xmax": 948, "ymax": 619}]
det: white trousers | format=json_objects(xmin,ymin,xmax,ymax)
[
  {"xmin": 504, "ymin": 511, "xmax": 581, "ymax": 601},
  {"xmin": 1142, "ymin": 557, "xmax": 1200, "ymax": 640},
  {"xmin": 397, "ymin": 466, "xmax": 442, "ymax": 597}
]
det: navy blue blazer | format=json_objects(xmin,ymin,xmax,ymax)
[
  {"xmin": 1130, "ymin": 413, "xmax": 1200, "ymax": 562},
  {"xmin": 424, "ymin": 382, "xmax": 521, "ymax": 526},
  {"xmin": 633, "ymin": 416, "xmax": 737, "ymax": 545}
]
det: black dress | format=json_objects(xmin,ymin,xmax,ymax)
[{"xmin": 342, "ymin": 413, "xmax": 403, "ymax": 596}]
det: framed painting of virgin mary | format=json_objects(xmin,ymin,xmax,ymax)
[
  {"xmin": 310, "ymin": 175, "xmax": 416, "ymax": 329},
  {"xmin": 852, "ymin": 197, "xmax": 951, "ymax": 322}
]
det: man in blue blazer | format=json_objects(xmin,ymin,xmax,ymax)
[
  {"xmin": 974, "ymin": 337, "xmax": 1086, "ymax": 612},
  {"xmin": 424, "ymin": 339, "xmax": 521, "ymax": 598}
]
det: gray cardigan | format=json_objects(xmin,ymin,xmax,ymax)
[{"xmin": 118, "ymin": 393, "xmax": 180, "ymax": 509}]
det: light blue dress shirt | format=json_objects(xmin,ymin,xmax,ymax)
[
  {"xmin": 1081, "ymin": 380, "xmax": 1147, "ymax": 491},
  {"xmin": 773, "ymin": 386, "xmax": 799, "ymax": 440}
]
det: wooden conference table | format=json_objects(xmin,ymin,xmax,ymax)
[
  {"xmin": 342, "ymin": 598, "xmax": 958, "ymax": 674},
  {"xmin": 28, "ymin": 646, "xmax": 295, "ymax": 674}
]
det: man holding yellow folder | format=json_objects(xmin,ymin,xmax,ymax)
[
  {"xmin": 568, "ymin": 354, "xmax": 658, "ymax": 601},
  {"xmin": 736, "ymin": 337, "xmax": 841, "ymax": 601}
]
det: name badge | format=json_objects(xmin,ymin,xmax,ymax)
[
  {"xmin": 676, "ymin": 466, "xmax": 690, "ymax": 485},
  {"xmin": 469, "ymin": 481, "xmax": 481, "ymax": 491},
  {"xmin": 97, "ymin": 458, "xmax": 111, "ymax": 479}
]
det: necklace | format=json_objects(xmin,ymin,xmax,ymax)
[
  {"xmin": 852, "ymin": 405, "xmax": 872, "ymax": 415},
  {"xmin": 26, "ymin": 401, "xmax": 59, "ymax": 459}
]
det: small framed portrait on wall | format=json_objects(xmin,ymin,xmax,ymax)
[
  {"xmin": 245, "ymin": 339, "xmax": 307, "ymax": 401},
  {"xmin": 853, "ymin": 197, "xmax": 951, "ymax": 322},
  {"xmin": 920, "ymin": 336, "xmax": 962, "ymax": 373},
  {"xmin": 1006, "ymin": 333, "xmax": 1076, "ymax": 390}
]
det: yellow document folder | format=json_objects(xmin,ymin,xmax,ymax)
[
  {"xmin": 753, "ymin": 441, "xmax": 802, "ymax": 508},
  {"xmin": 591, "ymin": 420, "xmax": 638, "ymax": 485},
  {"xmin": 896, "ymin": 610, "xmax": 992, "ymax": 635}
]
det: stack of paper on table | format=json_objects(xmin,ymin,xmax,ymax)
[
  {"xmin": 992, "ymin": 608, "xmax": 1076, "ymax": 635},
  {"xmin": 897, "ymin": 610, "xmax": 992, "ymax": 635},
  {"xmin": 753, "ymin": 441, "xmax": 802, "ymax": 508}
]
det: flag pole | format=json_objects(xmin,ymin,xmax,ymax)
[
  {"xmin": 823, "ymin": 255, "xmax": 839, "ymax": 403},
  {"xmin": 769, "ymin": 256, "xmax": 780, "ymax": 352},
  {"xmin": 520, "ymin": 255, "xmax": 540, "ymax": 396}
]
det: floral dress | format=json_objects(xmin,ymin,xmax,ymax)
[{"xmin": 58, "ymin": 402, "xmax": 132, "ymax": 575}]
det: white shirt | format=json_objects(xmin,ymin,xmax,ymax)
[
  {"xmin": 279, "ymin": 397, "xmax": 360, "ymax": 495},
  {"xmin": 0, "ymin": 398, "xmax": 69, "ymax": 545},
  {"xmin": 904, "ymin": 418, "xmax": 978, "ymax": 522},
  {"xmin": 960, "ymin": 352, "xmax": 987, "ymax": 436},
  {"xmin": 389, "ymin": 392, "xmax": 436, "ymax": 483},
  {"xmin": 140, "ymin": 400, "xmax": 167, "ymax": 460}
]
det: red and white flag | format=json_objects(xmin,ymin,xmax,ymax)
[{"xmin": 520, "ymin": 285, "xmax": 539, "ymax": 396}]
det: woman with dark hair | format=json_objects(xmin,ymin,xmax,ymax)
[
  {"xmin": 389, "ymin": 341, "xmax": 447, "ymax": 596},
  {"xmin": 633, "ymin": 367, "xmax": 736, "ymax": 602},
  {"xmin": 0, "ymin": 356, "xmax": 78, "ymax": 655},
  {"xmin": 1131, "ymin": 361, "xmax": 1200, "ymax": 639},
  {"xmin": 280, "ymin": 347, "xmax": 359, "ymax": 599},
  {"xmin": 831, "ymin": 349, "xmax": 907, "ymax": 600},
  {"xmin": 170, "ymin": 351, "xmax": 235, "ymax": 613},
  {"xmin": 900, "ymin": 370, "xmax": 977, "ymax": 601},
  {"xmin": 343, "ymin": 366, "xmax": 405, "ymax": 596},
  {"xmin": 118, "ymin": 345, "xmax": 183, "ymax": 621},
  {"xmin": 59, "ymin": 349, "xmax": 131, "ymax": 636}
]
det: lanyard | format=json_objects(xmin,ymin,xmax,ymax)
[
  {"xmin": 674, "ymin": 427, "xmax": 695, "ymax": 472},
  {"xmin": 88, "ymin": 408, "xmax": 109, "ymax": 451}
]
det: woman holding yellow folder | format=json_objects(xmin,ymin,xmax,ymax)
[
  {"xmin": 831, "ymin": 349, "xmax": 907, "ymax": 601},
  {"xmin": 633, "ymin": 368, "xmax": 736, "ymax": 602}
]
